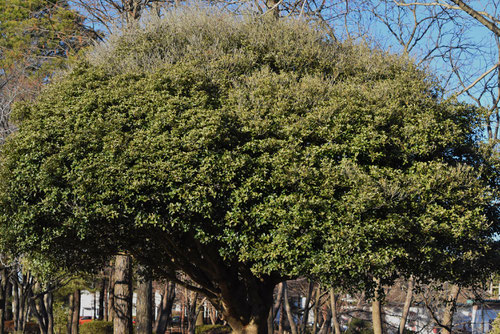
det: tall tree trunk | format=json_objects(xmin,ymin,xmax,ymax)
[
  {"xmin": 98, "ymin": 278, "xmax": 105, "ymax": 321},
  {"xmin": 0, "ymin": 267, "xmax": 7, "ymax": 334},
  {"xmin": 71, "ymin": 290, "xmax": 80, "ymax": 334},
  {"xmin": 283, "ymin": 282, "xmax": 298, "ymax": 334},
  {"xmin": 186, "ymin": 290, "xmax": 202, "ymax": 334},
  {"xmin": 113, "ymin": 254, "xmax": 133, "ymax": 334},
  {"xmin": 398, "ymin": 277, "xmax": 414, "ymax": 334},
  {"xmin": 278, "ymin": 300, "xmax": 284, "ymax": 334},
  {"xmin": 12, "ymin": 278, "xmax": 19, "ymax": 331},
  {"xmin": 108, "ymin": 264, "xmax": 115, "ymax": 323},
  {"xmin": 312, "ymin": 286, "xmax": 321, "ymax": 334},
  {"xmin": 319, "ymin": 308, "xmax": 332, "ymax": 334},
  {"xmin": 330, "ymin": 289, "xmax": 341, "ymax": 334},
  {"xmin": 67, "ymin": 293, "xmax": 74, "ymax": 334},
  {"xmin": 5, "ymin": 279, "xmax": 12, "ymax": 321},
  {"xmin": 441, "ymin": 285, "xmax": 460, "ymax": 334},
  {"xmin": 45, "ymin": 292, "xmax": 54, "ymax": 334},
  {"xmin": 155, "ymin": 281, "xmax": 175, "ymax": 334},
  {"xmin": 300, "ymin": 281, "xmax": 314, "ymax": 334},
  {"xmin": 267, "ymin": 282, "xmax": 284, "ymax": 334},
  {"xmin": 136, "ymin": 279, "xmax": 153, "ymax": 334},
  {"xmin": 372, "ymin": 281, "xmax": 383, "ymax": 334}
]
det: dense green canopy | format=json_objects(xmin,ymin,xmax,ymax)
[{"xmin": 0, "ymin": 8, "xmax": 497, "ymax": 299}]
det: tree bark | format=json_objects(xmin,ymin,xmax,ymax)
[
  {"xmin": 216, "ymin": 278, "xmax": 276, "ymax": 334},
  {"xmin": 300, "ymin": 281, "xmax": 314, "ymax": 334},
  {"xmin": 5, "ymin": 279, "xmax": 12, "ymax": 321},
  {"xmin": 330, "ymin": 289, "xmax": 341, "ymax": 334},
  {"xmin": 12, "ymin": 278, "xmax": 19, "ymax": 331},
  {"xmin": 136, "ymin": 279, "xmax": 153, "ymax": 334},
  {"xmin": 72, "ymin": 290, "xmax": 80, "ymax": 334},
  {"xmin": 372, "ymin": 283, "xmax": 383, "ymax": 334},
  {"xmin": 98, "ymin": 278, "xmax": 105, "ymax": 320},
  {"xmin": 108, "ymin": 264, "xmax": 115, "ymax": 323},
  {"xmin": 441, "ymin": 285, "xmax": 460, "ymax": 334},
  {"xmin": 0, "ymin": 267, "xmax": 7, "ymax": 334},
  {"xmin": 186, "ymin": 290, "xmax": 202, "ymax": 334},
  {"xmin": 398, "ymin": 277, "xmax": 414, "ymax": 334},
  {"xmin": 45, "ymin": 292, "xmax": 54, "ymax": 334},
  {"xmin": 278, "ymin": 300, "xmax": 284, "ymax": 334},
  {"xmin": 155, "ymin": 281, "xmax": 175, "ymax": 334},
  {"xmin": 312, "ymin": 285, "xmax": 321, "ymax": 334},
  {"xmin": 113, "ymin": 254, "xmax": 133, "ymax": 334},
  {"xmin": 283, "ymin": 282, "xmax": 298, "ymax": 334},
  {"xmin": 267, "ymin": 282, "xmax": 284, "ymax": 334},
  {"xmin": 67, "ymin": 293, "xmax": 73, "ymax": 334}
]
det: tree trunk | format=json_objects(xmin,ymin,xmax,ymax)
[
  {"xmin": 136, "ymin": 279, "xmax": 153, "ymax": 334},
  {"xmin": 283, "ymin": 282, "xmax": 298, "ymax": 334},
  {"xmin": 0, "ymin": 267, "xmax": 6, "ymax": 334},
  {"xmin": 113, "ymin": 254, "xmax": 133, "ymax": 334},
  {"xmin": 186, "ymin": 290, "xmax": 199, "ymax": 334},
  {"xmin": 108, "ymin": 264, "xmax": 115, "ymax": 323},
  {"xmin": 67, "ymin": 293, "xmax": 73, "ymax": 334},
  {"xmin": 330, "ymin": 289, "xmax": 341, "ymax": 334},
  {"xmin": 155, "ymin": 281, "xmax": 175, "ymax": 334},
  {"xmin": 278, "ymin": 300, "xmax": 284, "ymax": 334},
  {"xmin": 216, "ymin": 278, "xmax": 276, "ymax": 334},
  {"xmin": 441, "ymin": 285, "xmax": 460, "ymax": 334},
  {"xmin": 45, "ymin": 292, "xmax": 54, "ymax": 334},
  {"xmin": 71, "ymin": 290, "xmax": 80, "ymax": 334},
  {"xmin": 300, "ymin": 281, "xmax": 314, "ymax": 334},
  {"xmin": 5, "ymin": 279, "xmax": 12, "ymax": 321},
  {"xmin": 319, "ymin": 308, "xmax": 332, "ymax": 334},
  {"xmin": 372, "ymin": 282, "xmax": 383, "ymax": 334},
  {"xmin": 98, "ymin": 278, "xmax": 105, "ymax": 320},
  {"xmin": 267, "ymin": 282, "xmax": 284, "ymax": 334},
  {"xmin": 12, "ymin": 278, "xmax": 19, "ymax": 331},
  {"xmin": 398, "ymin": 277, "xmax": 414, "ymax": 334},
  {"xmin": 312, "ymin": 286, "xmax": 321, "ymax": 334}
]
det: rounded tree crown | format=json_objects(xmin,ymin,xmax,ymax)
[{"xmin": 0, "ymin": 7, "xmax": 496, "ymax": 291}]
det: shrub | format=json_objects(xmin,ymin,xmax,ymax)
[
  {"xmin": 195, "ymin": 324, "xmax": 231, "ymax": 334},
  {"xmin": 345, "ymin": 318, "xmax": 373, "ymax": 334},
  {"xmin": 80, "ymin": 321, "xmax": 113, "ymax": 334},
  {"xmin": 490, "ymin": 313, "xmax": 500, "ymax": 334}
]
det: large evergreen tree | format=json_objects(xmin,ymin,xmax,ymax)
[
  {"xmin": 0, "ymin": 2, "xmax": 92, "ymax": 333},
  {"xmin": 0, "ymin": 8, "xmax": 497, "ymax": 334}
]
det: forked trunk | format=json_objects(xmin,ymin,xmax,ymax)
[
  {"xmin": 155, "ymin": 281, "xmax": 175, "ymax": 334},
  {"xmin": 267, "ymin": 282, "xmax": 283, "ymax": 334},
  {"xmin": 217, "ymin": 277, "xmax": 276, "ymax": 334},
  {"xmin": 283, "ymin": 282, "xmax": 298, "ymax": 334}
]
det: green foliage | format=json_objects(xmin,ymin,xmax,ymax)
[
  {"xmin": 490, "ymin": 313, "xmax": 500, "ymax": 334},
  {"xmin": 52, "ymin": 299, "xmax": 70, "ymax": 334},
  {"xmin": 195, "ymin": 324, "xmax": 231, "ymax": 334},
  {"xmin": 0, "ymin": 7, "xmax": 497, "ymax": 294},
  {"xmin": 0, "ymin": 0, "xmax": 90, "ymax": 77},
  {"xmin": 80, "ymin": 321, "xmax": 113, "ymax": 334},
  {"xmin": 345, "ymin": 318, "xmax": 373, "ymax": 334}
]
